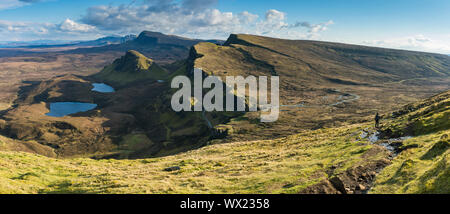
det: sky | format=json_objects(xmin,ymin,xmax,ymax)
[{"xmin": 0, "ymin": 0, "xmax": 449, "ymax": 54}]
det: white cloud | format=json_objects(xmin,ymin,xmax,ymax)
[
  {"xmin": 59, "ymin": 19, "xmax": 95, "ymax": 32},
  {"xmin": 80, "ymin": 2, "xmax": 332, "ymax": 40},
  {"xmin": 0, "ymin": 0, "xmax": 46, "ymax": 10},
  {"xmin": 0, "ymin": 0, "xmax": 25, "ymax": 10},
  {"xmin": 288, "ymin": 20, "xmax": 334, "ymax": 39},
  {"xmin": 0, "ymin": 19, "xmax": 99, "ymax": 41},
  {"xmin": 265, "ymin": 9, "xmax": 285, "ymax": 22},
  {"xmin": 0, "ymin": 0, "xmax": 333, "ymax": 41},
  {"xmin": 190, "ymin": 9, "xmax": 236, "ymax": 26},
  {"xmin": 239, "ymin": 11, "xmax": 259, "ymax": 24},
  {"xmin": 362, "ymin": 35, "xmax": 450, "ymax": 54},
  {"xmin": 259, "ymin": 9, "xmax": 288, "ymax": 34}
]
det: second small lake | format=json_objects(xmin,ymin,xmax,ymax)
[
  {"xmin": 91, "ymin": 83, "xmax": 115, "ymax": 93},
  {"xmin": 46, "ymin": 102, "xmax": 98, "ymax": 117}
]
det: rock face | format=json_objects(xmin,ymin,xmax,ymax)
[
  {"xmin": 114, "ymin": 50, "xmax": 155, "ymax": 72},
  {"xmin": 93, "ymin": 50, "xmax": 168, "ymax": 87},
  {"xmin": 300, "ymin": 159, "xmax": 391, "ymax": 194}
]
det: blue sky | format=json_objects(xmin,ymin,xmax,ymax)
[{"xmin": 0, "ymin": 0, "xmax": 449, "ymax": 53}]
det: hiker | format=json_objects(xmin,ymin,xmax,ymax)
[{"xmin": 375, "ymin": 113, "xmax": 380, "ymax": 128}]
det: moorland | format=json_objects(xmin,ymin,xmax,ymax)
[{"xmin": 0, "ymin": 32, "xmax": 448, "ymax": 193}]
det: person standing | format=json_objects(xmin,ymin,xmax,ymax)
[{"xmin": 375, "ymin": 113, "xmax": 380, "ymax": 128}]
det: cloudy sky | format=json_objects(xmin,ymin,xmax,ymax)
[{"xmin": 0, "ymin": 0, "xmax": 449, "ymax": 54}]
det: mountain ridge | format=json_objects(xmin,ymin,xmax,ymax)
[
  {"xmin": 220, "ymin": 34, "xmax": 450, "ymax": 79},
  {"xmin": 68, "ymin": 31, "xmax": 224, "ymax": 64}
]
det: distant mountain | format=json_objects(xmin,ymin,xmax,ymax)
[
  {"xmin": 69, "ymin": 31, "xmax": 224, "ymax": 64},
  {"xmin": 0, "ymin": 40, "xmax": 69, "ymax": 48},
  {"xmin": 133, "ymin": 31, "xmax": 222, "ymax": 47},
  {"xmin": 65, "ymin": 35, "xmax": 137, "ymax": 47},
  {"xmin": 0, "ymin": 35, "xmax": 136, "ymax": 49}
]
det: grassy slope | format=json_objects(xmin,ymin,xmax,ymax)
[
  {"xmin": 0, "ymin": 123, "xmax": 387, "ymax": 194},
  {"xmin": 382, "ymin": 90, "xmax": 450, "ymax": 137},
  {"xmin": 1, "ymin": 35, "xmax": 449, "ymax": 193},
  {"xmin": 228, "ymin": 34, "xmax": 450, "ymax": 80},
  {"xmin": 189, "ymin": 34, "xmax": 450, "ymax": 140},
  {"xmin": 370, "ymin": 91, "xmax": 450, "ymax": 193},
  {"xmin": 370, "ymin": 132, "xmax": 449, "ymax": 194},
  {"xmin": 0, "ymin": 91, "xmax": 448, "ymax": 193},
  {"xmin": 193, "ymin": 34, "xmax": 450, "ymax": 86}
]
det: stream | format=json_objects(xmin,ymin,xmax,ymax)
[{"xmin": 360, "ymin": 130, "xmax": 413, "ymax": 156}]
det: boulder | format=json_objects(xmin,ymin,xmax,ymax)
[{"xmin": 164, "ymin": 166, "xmax": 181, "ymax": 172}]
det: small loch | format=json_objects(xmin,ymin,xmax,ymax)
[
  {"xmin": 46, "ymin": 102, "xmax": 97, "ymax": 117},
  {"xmin": 45, "ymin": 83, "xmax": 114, "ymax": 117},
  {"xmin": 91, "ymin": 83, "xmax": 115, "ymax": 93}
]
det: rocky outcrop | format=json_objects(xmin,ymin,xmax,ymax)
[
  {"xmin": 92, "ymin": 50, "xmax": 168, "ymax": 87},
  {"xmin": 300, "ymin": 158, "xmax": 391, "ymax": 194}
]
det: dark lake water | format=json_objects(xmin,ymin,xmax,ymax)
[
  {"xmin": 46, "ymin": 102, "xmax": 98, "ymax": 117},
  {"xmin": 92, "ymin": 83, "xmax": 115, "ymax": 93},
  {"xmin": 45, "ymin": 83, "xmax": 113, "ymax": 117}
]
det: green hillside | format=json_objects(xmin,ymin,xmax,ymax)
[
  {"xmin": 0, "ymin": 90, "xmax": 447, "ymax": 194},
  {"xmin": 188, "ymin": 33, "xmax": 450, "ymax": 141},
  {"xmin": 193, "ymin": 34, "xmax": 450, "ymax": 85},
  {"xmin": 0, "ymin": 34, "xmax": 448, "ymax": 194},
  {"xmin": 370, "ymin": 90, "xmax": 449, "ymax": 193}
]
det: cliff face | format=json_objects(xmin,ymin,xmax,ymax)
[
  {"xmin": 114, "ymin": 50, "xmax": 154, "ymax": 72},
  {"xmin": 93, "ymin": 50, "xmax": 168, "ymax": 87},
  {"xmin": 199, "ymin": 34, "xmax": 450, "ymax": 81}
]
